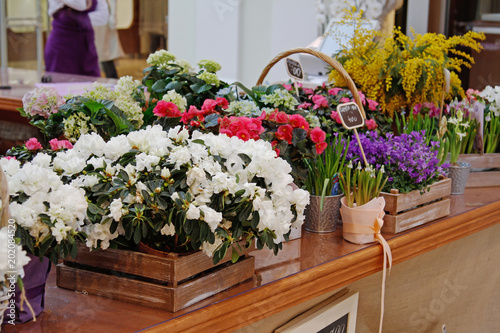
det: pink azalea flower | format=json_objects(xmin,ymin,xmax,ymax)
[
  {"xmin": 365, "ymin": 119, "xmax": 377, "ymax": 130},
  {"xmin": 25, "ymin": 137, "xmax": 43, "ymax": 151},
  {"xmin": 303, "ymin": 88, "xmax": 314, "ymax": 95},
  {"xmin": 328, "ymin": 88, "xmax": 343, "ymax": 96},
  {"xmin": 358, "ymin": 91, "xmax": 366, "ymax": 105},
  {"xmin": 312, "ymin": 95, "xmax": 328, "ymax": 110},
  {"xmin": 367, "ymin": 99, "xmax": 379, "ymax": 111},
  {"xmin": 330, "ymin": 111, "xmax": 342, "ymax": 125},
  {"xmin": 297, "ymin": 102, "xmax": 312, "ymax": 110},
  {"xmin": 49, "ymin": 138, "xmax": 73, "ymax": 151},
  {"xmin": 282, "ymin": 84, "xmax": 293, "ymax": 91},
  {"xmin": 340, "ymin": 97, "xmax": 351, "ymax": 104}
]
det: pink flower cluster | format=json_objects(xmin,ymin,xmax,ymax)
[
  {"xmin": 22, "ymin": 87, "xmax": 65, "ymax": 119},
  {"xmin": 152, "ymin": 97, "xmax": 229, "ymax": 129},
  {"xmin": 413, "ymin": 102, "xmax": 440, "ymax": 118},
  {"xmin": 25, "ymin": 137, "xmax": 72, "ymax": 151},
  {"xmin": 219, "ymin": 116, "xmax": 265, "ymax": 141}
]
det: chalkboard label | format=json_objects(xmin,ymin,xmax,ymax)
[
  {"xmin": 317, "ymin": 313, "xmax": 349, "ymax": 333},
  {"xmin": 337, "ymin": 102, "xmax": 364, "ymax": 130},
  {"xmin": 285, "ymin": 58, "xmax": 304, "ymax": 81}
]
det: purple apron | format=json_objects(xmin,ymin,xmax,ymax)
[{"xmin": 44, "ymin": 0, "xmax": 101, "ymax": 77}]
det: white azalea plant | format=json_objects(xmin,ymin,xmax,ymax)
[
  {"xmin": 0, "ymin": 157, "xmax": 88, "ymax": 264},
  {"xmin": 57, "ymin": 125, "xmax": 308, "ymax": 264}
]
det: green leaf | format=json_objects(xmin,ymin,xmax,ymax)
[
  {"xmin": 152, "ymin": 79, "xmax": 168, "ymax": 94},
  {"xmin": 165, "ymin": 80, "xmax": 184, "ymax": 92},
  {"xmin": 70, "ymin": 241, "xmax": 78, "ymax": 259},
  {"xmin": 133, "ymin": 224, "xmax": 142, "ymax": 244},
  {"xmin": 231, "ymin": 246, "xmax": 240, "ymax": 263},
  {"xmin": 251, "ymin": 211, "xmax": 260, "ymax": 229},
  {"xmin": 190, "ymin": 82, "xmax": 212, "ymax": 94}
]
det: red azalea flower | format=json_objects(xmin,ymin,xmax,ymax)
[
  {"xmin": 309, "ymin": 127, "xmax": 326, "ymax": 143},
  {"xmin": 289, "ymin": 114, "xmax": 309, "ymax": 131},
  {"xmin": 201, "ymin": 99, "xmax": 217, "ymax": 113},
  {"xmin": 236, "ymin": 129, "xmax": 251, "ymax": 141},
  {"xmin": 315, "ymin": 142, "xmax": 328, "ymax": 155},
  {"xmin": 25, "ymin": 137, "xmax": 43, "ymax": 151},
  {"xmin": 215, "ymin": 97, "xmax": 229, "ymax": 109},
  {"xmin": 276, "ymin": 124, "xmax": 293, "ymax": 143},
  {"xmin": 276, "ymin": 111, "xmax": 289, "ymax": 124},
  {"xmin": 153, "ymin": 101, "xmax": 181, "ymax": 118},
  {"xmin": 365, "ymin": 119, "xmax": 377, "ymax": 130}
]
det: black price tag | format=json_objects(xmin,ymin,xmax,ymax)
[
  {"xmin": 285, "ymin": 58, "xmax": 304, "ymax": 81},
  {"xmin": 337, "ymin": 102, "xmax": 364, "ymax": 130}
]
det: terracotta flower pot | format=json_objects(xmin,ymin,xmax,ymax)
[{"xmin": 340, "ymin": 196, "xmax": 386, "ymax": 244}]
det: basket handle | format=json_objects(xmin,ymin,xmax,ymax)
[
  {"xmin": 256, "ymin": 47, "xmax": 366, "ymax": 119},
  {"xmin": 0, "ymin": 166, "xmax": 11, "ymax": 228}
]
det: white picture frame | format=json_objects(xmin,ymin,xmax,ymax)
[{"xmin": 274, "ymin": 289, "xmax": 358, "ymax": 333}]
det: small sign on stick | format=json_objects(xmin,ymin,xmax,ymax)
[
  {"xmin": 285, "ymin": 57, "xmax": 304, "ymax": 81},
  {"xmin": 337, "ymin": 101, "xmax": 368, "ymax": 165}
]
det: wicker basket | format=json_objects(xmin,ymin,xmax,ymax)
[{"xmin": 256, "ymin": 47, "xmax": 366, "ymax": 119}]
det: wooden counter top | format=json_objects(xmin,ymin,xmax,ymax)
[{"xmin": 2, "ymin": 187, "xmax": 500, "ymax": 333}]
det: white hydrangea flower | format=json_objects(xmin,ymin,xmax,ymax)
[{"xmin": 162, "ymin": 89, "xmax": 187, "ymax": 111}]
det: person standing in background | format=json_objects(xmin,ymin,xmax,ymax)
[
  {"xmin": 90, "ymin": 0, "xmax": 125, "ymax": 78},
  {"xmin": 45, "ymin": 0, "xmax": 108, "ymax": 77}
]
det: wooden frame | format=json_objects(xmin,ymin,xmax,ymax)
[{"xmin": 274, "ymin": 289, "xmax": 358, "ymax": 333}]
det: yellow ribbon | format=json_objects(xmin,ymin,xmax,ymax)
[{"xmin": 343, "ymin": 215, "xmax": 392, "ymax": 333}]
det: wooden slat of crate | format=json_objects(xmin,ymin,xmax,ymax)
[
  {"xmin": 457, "ymin": 154, "xmax": 500, "ymax": 188},
  {"xmin": 382, "ymin": 178, "xmax": 452, "ymax": 215},
  {"xmin": 458, "ymin": 153, "xmax": 500, "ymax": 169},
  {"xmin": 382, "ymin": 198, "xmax": 450, "ymax": 234},
  {"xmin": 466, "ymin": 171, "xmax": 500, "ymax": 187},
  {"xmin": 64, "ymin": 241, "xmax": 253, "ymax": 286},
  {"xmin": 56, "ymin": 256, "xmax": 255, "ymax": 312}
]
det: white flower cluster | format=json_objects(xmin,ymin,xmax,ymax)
[
  {"xmin": 0, "ymin": 157, "xmax": 88, "ymax": 244},
  {"xmin": 226, "ymin": 100, "xmax": 261, "ymax": 117},
  {"xmin": 68, "ymin": 125, "xmax": 309, "ymax": 256},
  {"xmin": 480, "ymin": 85, "xmax": 500, "ymax": 117},
  {"xmin": 260, "ymin": 89, "xmax": 299, "ymax": 110},
  {"xmin": 83, "ymin": 82, "xmax": 144, "ymax": 128},
  {"xmin": 162, "ymin": 89, "xmax": 188, "ymax": 112},
  {"xmin": 115, "ymin": 76, "xmax": 142, "ymax": 98},
  {"xmin": 0, "ymin": 227, "xmax": 31, "ymax": 283},
  {"xmin": 147, "ymin": 50, "xmax": 193, "ymax": 73}
]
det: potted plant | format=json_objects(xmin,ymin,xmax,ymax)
[
  {"xmin": 339, "ymin": 161, "xmax": 387, "ymax": 244},
  {"xmin": 302, "ymin": 133, "xmax": 349, "ymax": 233}
]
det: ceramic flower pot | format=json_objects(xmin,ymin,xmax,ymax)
[
  {"xmin": 2, "ymin": 254, "xmax": 51, "ymax": 325},
  {"xmin": 340, "ymin": 196, "xmax": 386, "ymax": 244},
  {"xmin": 304, "ymin": 194, "xmax": 342, "ymax": 233},
  {"xmin": 448, "ymin": 161, "xmax": 471, "ymax": 195}
]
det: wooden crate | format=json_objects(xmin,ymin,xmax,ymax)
[
  {"xmin": 56, "ymin": 242, "xmax": 255, "ymax": 312},
  {"xmin": 380, "ymin": 178, "xmax": 451, "ymax": 234},
  {"xmin": 457, "ymin": 154, "xmax": 500, "ymax": 188}
]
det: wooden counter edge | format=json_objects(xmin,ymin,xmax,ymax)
[{"xmin": 140, "ymin": 200, "xmax": 500, "ymax": 333}]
